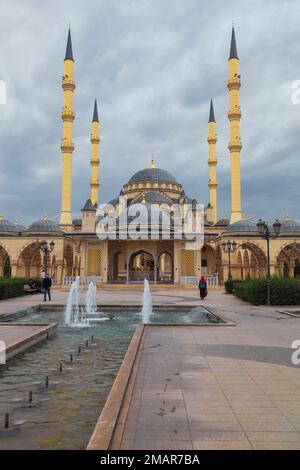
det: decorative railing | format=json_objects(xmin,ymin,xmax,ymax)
[
  {"xmin": 63, "ymin": 276, "xmax": 102, "ymax": 286},
  {"xmin": 129, "ymin": 271, "xmax": 154, "ymax": 282},
  {"xmin": 180, "ymin": 275, "xmax": 219, "ymax": 287}
]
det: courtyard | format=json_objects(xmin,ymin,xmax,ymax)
[{"xmin": 0, "ymin": 286, "xmax": 299, "ymax": 450}]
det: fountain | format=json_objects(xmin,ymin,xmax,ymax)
[
  {"xmin": 85, "ymin": 282, "xmax": 97, "ymax": 315},
  {"xmin": 65, "ymin": 277, "xmax": 98, "ymax": 327},
  {"xmin": 65, "ymin": 276, "xmax": 81, "ymax": 326},
  {"xmin": 141, "ymin": 279, "xmax": 153, "ymax": 323}
]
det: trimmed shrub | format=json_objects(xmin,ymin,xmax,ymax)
[
  {"xmin": 233, "ymin": 277, "xmax": 300, "ymax": 305},
  {"xmin": 0, "ymin": 278, "xmax": 42, "ymax": 300}
]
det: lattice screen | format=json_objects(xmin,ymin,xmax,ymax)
[
  {"xmin": 87, "ymin": 248, "xmax": 101, "ymax": 276},
  {"xmin": 181, "ymin": 249, "xmax": 195, "ymax": 276}
]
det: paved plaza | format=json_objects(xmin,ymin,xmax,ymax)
[{"xmin": 1, "ymin": 287, "xmax": 300, "ymax": 450}]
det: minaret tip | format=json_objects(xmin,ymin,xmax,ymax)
[
  {"xmin": 65, "ymin": 28, "xmax": 74, "ymax": 61},
  {"xmin": 150, "ymin": 155, "xmax": 156, "ymax": 169},
  {"xmin": 229, "ymin": 26, "xmax": 238, "ymax": 60},
  {"xmin": 92, "ymin": 99, "xmax": 99, "ymax": 122},
  {"xmin": 208, "ymin": 99, "xmax": 216, "ymax": 123}
]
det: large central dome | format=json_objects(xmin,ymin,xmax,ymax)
[{"xmin": 128, "ymin": 167, "xmax": 178, "ymax": 184}]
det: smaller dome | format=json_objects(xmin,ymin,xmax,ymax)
[
  {"xmin": 215, "ymin": 218, "xmax": 229, "ymax": 227},
  {"xmin": 0, "ymin": 218, "xmax": 24, "ymax": 233},
  {"xmin": 225, "ymin": 219, "xmax": 257, "ymax": 233},
  {"xmin": 133, "ymin": 191, "xmax": 172, "ymax": 205},
  {"xmin": 280, "ymin": 219, "xmax": 300, "ymax": 232},
  {"xmin": 28, "ymin": 218, "xmax": 62, "ymax": 233}
]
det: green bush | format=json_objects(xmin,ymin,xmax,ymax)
[
  {"xmin": 233, "ymin": 277, "xmax": 300, "ymax": 305},
  {"xmin": 0, "ymin": 277, "xmax": 42, "ymax": 300}
]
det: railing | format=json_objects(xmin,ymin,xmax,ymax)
[
  {"xmin": 129, "ymin": 271, "xmax": 154, "ymax": 282},
  {"xmin": 63, "ymin": 276, "xmax": 102, "ymax": 286},
  {"xmin": 180, "ymin": 274, "xmax": 219, "ymax": 287}
]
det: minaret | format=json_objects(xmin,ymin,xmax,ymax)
[
  {"xmin": 59, "ymin": 28, "xmax": 76, "ymax": 228},
  {"xmin": 90, "ymin": 99, "xmax": 100, "ymax": 206},
  {"xmin": 207, "ymin": 99, "xmax": 218, "ymax": 224},
  {"xmin": 228, "ymin": 26, "xmax": 242, "ymax": 224}
]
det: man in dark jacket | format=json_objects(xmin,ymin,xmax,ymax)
[{"xmin": 43, "ymin": 274, "xmax": 52, "ymax": 301}]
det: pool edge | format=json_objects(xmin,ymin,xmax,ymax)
[{"xmin": 87, "ymin": 324, "xmax": 145, "ymax": 450}]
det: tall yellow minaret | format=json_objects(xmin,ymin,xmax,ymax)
[
  {"xmin": 90, "ymin": 99, "xmax": 100, "ymax": 206},
  {"xmin": 207, "ymin": 99, "xmax": 218, "ymax": 224},
  {"xmin": 228, "ymin": 26, "xmax": 242, "ymax": 224},
  {"xmin": 59, "ymin": 28, "xmax": 76, "ymax": 228}
]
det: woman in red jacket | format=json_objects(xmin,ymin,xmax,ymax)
[{"xmin": 198, "ymin": 276, "xmax": 207, "ymax": 300}]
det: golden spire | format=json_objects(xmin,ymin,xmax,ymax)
[
  {"xmin": 15, "ymin": 218, "xmax": 19, "ymax": 225},
  {"xmin": 0, "ymin": 214, "xmax": 3, "ymax": 221},
  {"xmin": 141, "ymin": 191, "xmax": 146, "ymax": 204},
  {"xmin": 43, "ymin": 214, "xmax": 48, "ymax": 221},
  {"xmin": 150, "ymin": 155, "xmax": 156, "ymax": 169},
  {"xmin": 285, "ymin": 213, "xmax": 289, "ymax": 221}
]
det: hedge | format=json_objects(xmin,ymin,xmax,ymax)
[
  {"xmin": 230, "ymin": 277, "xmax": 300, "ymax": 305},
  {"xmin": 0, "ymin": 277, "xmax": 42, "ymax": 300}
]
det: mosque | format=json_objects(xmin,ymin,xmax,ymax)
[{"xmin": 0, "ymin": 28, "xmax": 300, "ymax": 286}]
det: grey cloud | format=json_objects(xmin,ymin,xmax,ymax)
[{"xmin": 0, "ymin": 0, "xmax": 299, "ymax": 226}]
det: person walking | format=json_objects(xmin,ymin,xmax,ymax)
[
  {"xmin": 198, "ymin": 276, "xmax": 207, "ymax": 300},
  {"xmin": 43, "ymin": 274, "xmax": 52, "ymax": 302}
]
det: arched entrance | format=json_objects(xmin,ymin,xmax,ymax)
[
  {"xmin": 0, "ymin": 246, "xmax": 11, "ymax": 277},
  {"xmin": 157, "ymin": 252, "xmax": 173, "ymax": 283},
  {"xmin": 275, "ymin": 243, "xmax": 300, "ymax": 278},
  {"xmin": 129, "ymin": 251, "xmax": 154, "ymax": 282}
]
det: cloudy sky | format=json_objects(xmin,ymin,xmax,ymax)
[{"xmin": 0, "ymin": 0, "xmax": 299, "ymax": 225}]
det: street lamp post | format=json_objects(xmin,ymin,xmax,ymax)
[
  {"xmin": 39, "ymin": 240, "xmax": 55, "ymax": 275},
  {"xmin": 256, "ymin": 219, "xmax": 281, "ymax": 305},
  {"xmin": 222, "ymin": 240, "xmax": 237, "ymax": 280}
]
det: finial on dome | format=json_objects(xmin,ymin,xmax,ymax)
[
  {"xmin": 150, "ymin": 155, "xmax": 156, "ymax": 169},
  {"xmin": 0, "ymin": 214, "xmax": 3, "ymax": 221},
  {"xmin": 285, "ymin": 213, "xmax": 289, "ymax": 221},
  {"xmin": 15, "ymin": 218, "xmax": 19, "ymax": 225},
  {"xmin": 43, "ymin": 214, "xmax": 48, "ymax": 221}
]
